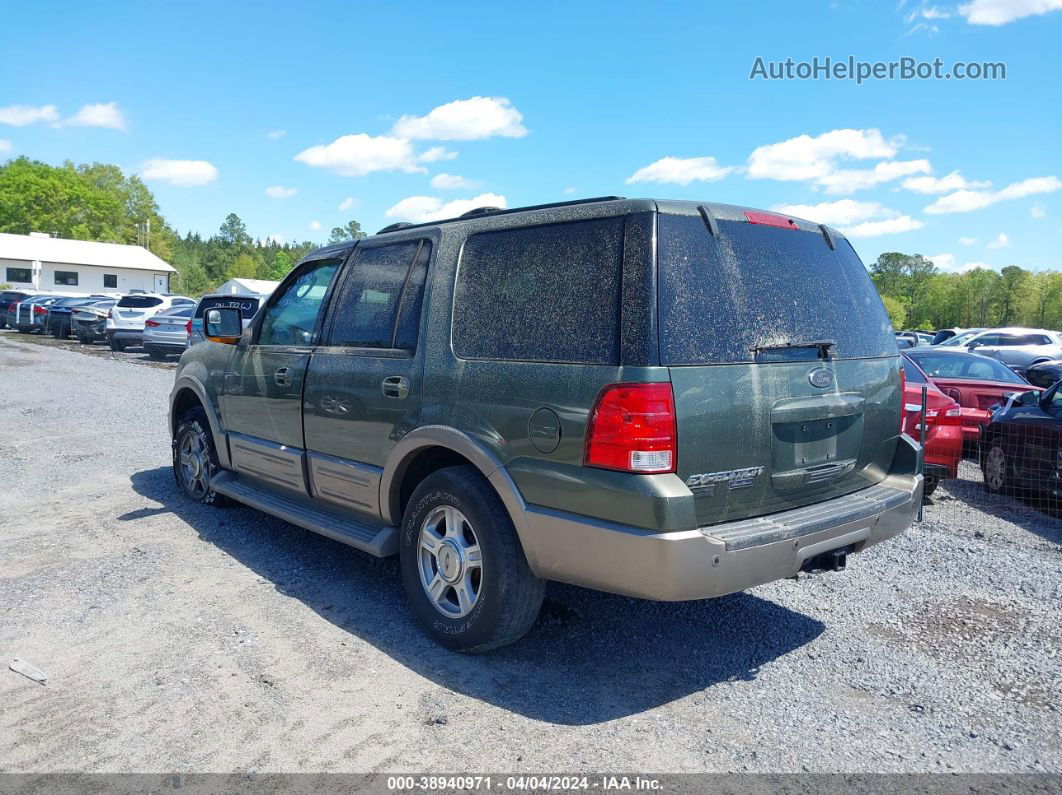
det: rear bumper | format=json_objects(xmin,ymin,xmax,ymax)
[
  {"xmin": 924, "ymin": 425, "xmax": 962, "ymax": 478},
  {"xmin": 518, "ymin": 436, "xmax": 922, "ymax": 601},
  {"xmin": 108, "ymin": 329, "xmax": 144, "ymax": 343}
]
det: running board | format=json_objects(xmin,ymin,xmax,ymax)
[{"xmin": 210, "ymin": 471, "xmax": 398, "ymax": 557}]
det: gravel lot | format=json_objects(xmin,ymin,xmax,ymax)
[{"xmin": 1, "ymin": 331, "xmax": 1060, "ymax": 774}]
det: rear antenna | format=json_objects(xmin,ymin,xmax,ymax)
[{"xmin": 697, "ymin": 205, "xmax": 720, "ymax": 236}]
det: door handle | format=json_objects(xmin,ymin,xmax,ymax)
[
  {"xmin": 274, "ymin": 367, "xmax": 293, "ymax": 387},
  {"xmin": 381, "ymin": 375, "xmax": 410, "ymax": 399}
]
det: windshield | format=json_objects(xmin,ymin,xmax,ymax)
[
  {"xmin": 658, "ymin": 215, "xmax": 895, "ymax": 364},
  {"xmin": 939, "ymin": 329, "xmax": 984, "ymax": 346},
  {"xmin": 907, "ymin": 352, "xmax": 1029, "ymax": 384}
]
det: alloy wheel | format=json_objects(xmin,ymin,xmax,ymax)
[{"xmin": 417, "ymin": 506, "xmax": 483, "ymax": 619}]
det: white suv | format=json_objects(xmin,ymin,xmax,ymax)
[{"xmin": 106, "ymin": 293, "xmax": 194, "ymax": 351}]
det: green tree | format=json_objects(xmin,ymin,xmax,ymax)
[
  {"xmin": 880, "ymin": 295, "xmax": 907, "ymax": 329},
  {"xmin": 218, "ymin": 213, "xmax": 251, "ymax": 247},
  {"xmin": 328, "ymin": 219, "xmax": 366, "ymax": 243},
  {"xmin": 225, "ymin": 251, "xmax": 260, "ymax": 281}
]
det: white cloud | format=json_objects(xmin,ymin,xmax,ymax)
[
  {"xmin": 924, "ymin": 176, "xmax": 1062, "ymax": 213},
  {"xmin": 1031, "ymin": 202, "xmax": 1047, "ymax": 219},
  {"xmin": 773, "ymin": 199, "xmax": 893, "ymax": 226},
  {"xmin": 0, "ymin": 104, "xmax": 59, "ymax": 126},
  {"xmin": 392, "ymin": 97, "xmax": 527, "ymax": 141},
  {"xmin": 626, "ymin": 156, "xmax": 736, "ymax": 185},
  {"xmin": 958, "ymin": 0, "xmax": 1062, "ymax": 25},
  {"xmin": 64, "ymin": 102, "xmax": 126, "ymax": 131},
  {"xmin": 563, "ymin": 187, "xmax": 576, "ymax": 195},
  {"xmin": 418, "ymin": 146, "xmax": 458, "ymax": 162},
  {"xmin": 958, "ymin": 236, "xmax": 978, "ymax": 245},
  {"xmin": 931, "ymin": 253, "xmax": 989, "ymax": 273},
  {"xmin": 266, "ymin": 129, "xmax": 287, "ymax": 139},
  {"xmin": 987, "ymin": 232, "xmax": 1009, "ymax": 249},
  {"xmin": 746, "ymin": 128, "xmax": 926, "ymax": 194},
  {"xmin": 0, "ymin": 139, "xmax": 10, "ymax": 152},
  {"xmin": 902, "ymin": 170, "xmax": 991, "ymax": 194},
  {"xmin": 294, "ymin": 134, "xmax": 426, "ymax": 177},
  {"xmin": 309, "ymin": 220, "xmax": 321, "ymax": 230},
  {"xmin": 773, "ymin": 198, "xmax": 922, "ymax": 237},
  {"xmin": 385, "ymin": 192, "xmax": 508, "ymax": 223},
  {"xmin": 843, "ymin": 216, "xmax": 925, "ymax": 238},
  {"xmin": 265, "ymin": 185, "xmax": 297, "ymax": 199},
  {"xmin": 430, "ymin": 173, "xmax": 479, "ymax": 190},
  {"xmin": 338, "ymin": 197, "xmax": 357, "ymax": 211},
  {"xmin": 140, "ymin": 158, "xmax": 218, "ymax": 187}
]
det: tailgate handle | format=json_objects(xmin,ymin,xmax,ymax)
[
  {"xmin": 771, "ymin": 395, "xmax": 864, "ymax": 424},
  {"xmin": 274, "ymin": 367, "xmax": 293, "ymax": 387}
]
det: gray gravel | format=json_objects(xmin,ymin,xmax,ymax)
[{"xmin": 1, "ymin": 331, "xmax": 1060, "ymax": 773}]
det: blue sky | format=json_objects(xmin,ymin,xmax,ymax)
[{"xmin": 1, "ymin": 0, "xmax": 1060, "ymax": 271}]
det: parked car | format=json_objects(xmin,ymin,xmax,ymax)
[
  {"xmin": 901, "ymin": 354, "xmax": 962, "ymax": 497},
  {"xmin": 1024, "ymin": 359, "xmax": 1062, "ymax": 389},
  {"xmin": 71, "ymin": 300, "xmax": 117, "ymax": 344},
  {"xmin": 905, "ymin": 348, "xmax": 1034, "ymax": 444},
  {"xmin": 45, "ymin": 296, "xmax": 112, "ymax": 339},
  {"xmin": 168, "ymin": 197, "xmax": 921, "ymax": 652},
  {"xmin": 5, "ymin": 293, "xmax": 43, "ymax": 329},
  {"xmin": 188, "ymin": 292, "xmax": 271, "ymax": 347},
  {"xmin": 0, "ymin": 289, "xmax": 32, "ymax": 329},
  {"xmin": 143, "ymin": 305, "xmax": 195, "ymax": 359},
  {"xmin": 106, "ymin": 293, "xmax": 194, "ymax": 351},
  {"xmin": 12, "ymin": 294, "xmax": 76, "ymax": 333},
  {"xmin": 942, "ymin": 327, "xmax": 1062, "ymax": 375},
  {"xmin": 931, "ymin": 328, "xmax": 966, "ymax": 345},
  {"xmin": 937, "ymin": 328, "xmax": 985, "ymax": 348},
  {"xmin": 981, "ymin": 382, "xmax": 1062, "ymax": 499},
  {"xmin": 896, "ymin": 331, "xmax": 932, "ymax": 347}
]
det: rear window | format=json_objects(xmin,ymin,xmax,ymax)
[
  {"xmin": 908, "ymin": 352, "xmax": 1027, "ymax": 384},
  {"xmin": 658, "ymin": 214, "xmax": 895, "ymax": 364},
  {"xmin": 117, "ymin": 296, "xmax": 163, "ymax": 309},
  {"xmin": 195, "ymin": 296, "xmax": 261, "ymax": 319},
  {"xmin": 453, "ymin": 217, "xmax": 624, "ymax": 364}
]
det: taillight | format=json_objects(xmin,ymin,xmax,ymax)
[
  {"xmin": 584, "ymin": 383, "xmax": 677, "ymax": 474},
  {"xmin": 144, "ymin": 319, "xmax": 160, "ymax": 327},
  {"xmin": 899, "ymin": 365, "xmax": 907, "ymax": 433},
  {"xmin": 185, "ymin": 320, "xmax": 192, "ymax": 336},
  {"xmin": 33, "ymin": 306, "xmax": 47, "ymax": 315},
  {"xmin": 930, "ymin": 403, "xmax": 963, "ymax": 426}
]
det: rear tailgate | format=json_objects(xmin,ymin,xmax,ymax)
[{"xmin": 658, "ymin": 210, "xmax": 901, "ymax": 526}]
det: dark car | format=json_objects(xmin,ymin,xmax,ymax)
[
  {"xmin": 168, "ymin": 196, "xmax": 922, "ymax": 652},
  {"xmin": 981, "ymin": 382, "xmax": 1062, "ymax": 499},
  {"xmin": 45, "ymin": 296, "xmax": 112, "ymax": 339},
  {"xmin": 12, "ymin": 294, "xmax": 68, "ymax": 333},
  {"xmin": 0, "ymin": 290, "xmax": 32, "ymax": 329},
  {"xmin": 1024, "ymin": 359, "xmax": 1062, "ymax": 390}
]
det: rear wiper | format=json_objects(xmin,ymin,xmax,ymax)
[{"xmin": 751, "ymin": 339, "xmax": 836, "ymax": 359}]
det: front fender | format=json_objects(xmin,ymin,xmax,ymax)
[{"xmin": 170, "ymin": 361, "xmax": 230, "ymax": 469}]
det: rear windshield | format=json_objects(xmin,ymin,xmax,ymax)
[
  {"xmin": 907, "ymin": 352, "xmax": 1028, "ymax": 384},
  {"xmin": 195, "ymin": 296, "xmax": 261, "ymax": 319},
  {"xmin": 117, "ymin": 296, "xmax": 163, "ymax": 308},
  {"xmin": 658, "ymin": 214, "xmax": 895, "ymax": 364}
]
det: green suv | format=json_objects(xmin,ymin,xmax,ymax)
[{"xmin": 169, "ymin": 197, "xmax": 922, "ymax": 651}]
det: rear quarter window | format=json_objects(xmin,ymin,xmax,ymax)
[
  {"xmin": 658, "ymin": 214, "xmax": 896, "ymax": 364},
  {"xmin": 453, "ymin": 217, "xmax": 624, "ymax": 364}
]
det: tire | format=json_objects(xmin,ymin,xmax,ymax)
[
  {"xmin": 146, "ymin": 347, "xmax": 166, "ymax": 360},
  {"xmin": 399, "ymin": 465, "xmax": 545, "ymax": 653},
  {"xmin": 17, "ymin": 326, "xmax": 31, "ymax": 334},
  {"xmin": 172, "ymin": 406, "xmax": 231, "ymax": 507},
  {"xmin": 108, "ymin": 337, "xmax": 126, "ymax": 352},
  {"xmin": 76, "ymin": 333, "xmax": 91, "ymax": 345},
  {"xmin": 923, "ymin": 475, "xmax": 938, "ymax": 498},
  {"xmin": 983, "ymin": 442, "xmax": 1014, "ymax": 495}
]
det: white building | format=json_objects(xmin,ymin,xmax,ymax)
[
  {"xmin": 213, "ymin": 277, "xmax": 280, "ymax": 296},
  {"xmin": 0, "ymin": 232, "xmax": 177, "ymax": 295}
]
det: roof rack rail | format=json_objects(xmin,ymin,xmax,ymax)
[
  {"xmin": 377, "ymin": 222, "xmax": 415, "ymax": 234},
  {"xmin": 458, "ymin": 206, "xmax": 504, "ymax": 219}
]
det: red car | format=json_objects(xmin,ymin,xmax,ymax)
[
  {"xmin": 901, "ymin": 354, "xmax": 963, "ymax": 496},
  {"xmin": 904, "ymin": 348, "xmax": 1034, "ymax": 445}
]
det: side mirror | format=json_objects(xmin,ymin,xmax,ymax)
[
  {"xmin": 966, "ymin": 341, "xmax": 979, "ymax": 349},
  {"xmin": 205, "ymin": 307, "xmax": 242, "ymax": 344},
  {"xmin": 1019, "ymin": 390, "xmax": 1042, "ymax": 407}
]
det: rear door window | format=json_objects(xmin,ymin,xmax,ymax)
[
  {"xmin": 453, "ymin": 217, "xmax": 624, "ymax": 364},
  {"xmin": 325, "ymin": 240, "xmax": 431, "ymax": 350},
  {"xmin": 657, "ymin": 214, "xmax": 895, "ymax": 364}
]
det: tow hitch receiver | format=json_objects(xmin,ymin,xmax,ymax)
[{"xmin": 801, "ymin": 544, "xmax": 854, "ymax": 573}]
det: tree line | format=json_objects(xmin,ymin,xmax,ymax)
[
  {"xmin": 870, "ymin": 252, "xmax": 1062, "ymax": 332},
  {"xmin": 2, "ymin": 156, "xmax": 1060, "ymax": 329},
  {"xmin": 0, "ymin": 156, "xmax": 364, "ymax": 296}
]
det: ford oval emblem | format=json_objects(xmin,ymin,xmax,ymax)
[{"xmin": 809, "ymin": 368, "xmax": 834, "ymax": 388}]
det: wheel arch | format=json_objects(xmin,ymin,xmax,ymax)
[
  {"xmin": 381, "ymin": 426, "xmax": 533, "ymax": 560},
  {"xmin": 169, "ymin": 376, "xmax": 230, "ymax": 469}
]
